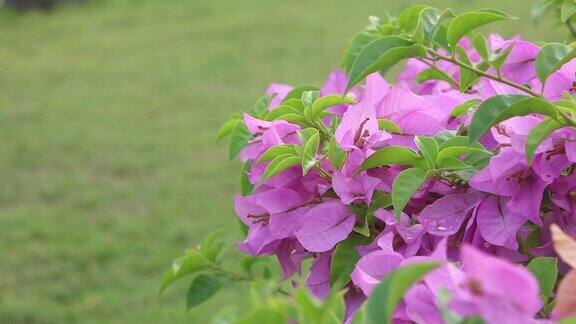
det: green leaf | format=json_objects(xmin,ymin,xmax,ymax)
[
  {"xmin": 447, "ymin": 9, "xmax": 516, "ymax": 49},
  {"xmin": 414, "ymin": 136, "xmax": 439, "ymax": 167},
  {"xmin": 462, "ymin": 150, "xmax": 492, "ymax": 170},
  {"xmin": 351, "ymin": 307, "xmax": 366, "ymax": 324},
  {"xmin": 298, "ymin": 128, "xmax": 320, "ymax": 146},
  {"xmin": 436, "ymin": 146, "xmax": 492, "ymax": 167},
  {"xmin": 322, "ymin": 292, "xmax": 346, "ymax": 323},
  {"xmin": 261, "ymin": 154, "xmax": 301, "ymax": 183},
  {"xmin": 413, "ymin": 7, "xmax": 454, "ymax": 49},
  {"xmin": 311, "ymin": 94, "xmax": 356, "ymax": 118},
  {"xmin": 437, "ymin": 157, "xmax": 473, "ymax": 170},
  {"xmin": 199, "ymin": 229, "xmax": 226, "ymax": 263},
  {"xmin": 392, "ymin": 168, "xmax": 428, "ymax": 218},
  {"xmin": 414, "ymin": 7, "xmax": 442, "ymax": 45},
  {"xmin": 378, "ymin": 118, "xmax": 403, "ymax": 134},
  {"xmin": 462, "ymin": 316, "xmax": 486, "ymax": 324},
  {"xmin": 562, "ymin": 0, "xmax": 576, "ymax": 22},
  {"xmin": 396, "ymin": 5, "xmax": 429, "ymax": 33},
  {"xmin": 363, "ymin": 262, "xmax": 441, "ymax": 324},
  {"xmin": 415, "ymin": 66, "xmax": 457, "ymax": 87},
  {"xmin": 472, "ymin": 33, "xmax": 514, "ymax": 70},
  {"xmin": 302, "ymin": 133, "xmax": 320, "ymax": 175},
  {"xmin": 283, "ymin": 98, "xmax": 305, "ymax": 111},
  {"xmin": 367, "ymin": 191, "xmax": 393, "ymax": 218},
  {"xmin": 525, "ymin": 118, "xmax": 565, "ymax": 163},
  {"xmin": 350, "ymin": 204, "xmax": 370, "ymax": 237},
  {"xmin": 186, "ymin": 273, "xmax": 226, "ymax": 310},
  {"xmin": 533, "ymin": 0, "xmax": 556, "ymax": 21},
  {"xmin": 359, "ymin": 146, "xmax": 426, "ymax": 171},
  {"xmin": 490, "ymin": 43, "xmax": 515, "ymax": 70},
  {"xmin": 342, "ymin": 32, "xmax": 380, "ymax": 73},
  {"xmin": 283, "ymin": 86, "xmax": 319, "ymax": 103},
  {"xmin": 274, "ymin": 113, "xmax": 307, "ymax": 124},
  {"xmin": 473, "ymin": 34, "xmax": 490, "ymax": 61},
  {"xmin": 295, "ymin": 287, "xmax": 323, "ymax": 323},
  {"xmin": 456, "ymin": 46, "xmax": 481, "ymax": 92},
  {"xmin": 159, "ymin": 250, "xmax": 208, "ymax": 295},
  {"xmin": 216, "ymin": 118, "xmax": 240, "ymax": 142},
  {"xmin": 249, "ymin": 96, "xmax": 271, "ymax": 119},
  {"xmin": 468, "ymin": 95, "xmax": 560, "ymax": 144},
  {"xmin": 433, "ymin": 130, "xmax": 457, "ymax": 145},
  {"xmin": 347, "ymin": 36, "xmax": 426, "ymax": 90},
  {"xmin": 451, "ymin": 99, "xmax": 481, "ymax": 117},
  {"xmin": 328, "ymin": 138, "xmax": 347, "ymax": 170},
  {"xmin": 229, "ymin": 121, "xmax": 252, "ymax": 160},
  {"xmin": 439, "ymin": 135, "xmax": 485, "ymax": 150},
  {"xmin": 240, "ymin": 256, "xmax": 268, "ymax": 277},
  {"xmin": 302, "ymin": 90, "xmax": 320, "ymax": 110},
  {"xmin": 536, "ymin": 43, "xmax": 576, "ymax": 85},
  {"xmin": 527, "ymin": 257, "xmax": 558, "ymax": 299},
  {"xmin": 240, "ymin": 161, "xmax": 253, "ymax": 196},
  {"xmin": 258, "ymin": 145, "xmax": 298, "ymax": 162},
  {"xmin": 330, "ymin": 234, "xmax": 371, "ymax": 289},
  {"xmin": 433, "ymin": 24, "xmax": 450, "ymax": 51},
  {"xmin": 266, "ymin": 104, "xmax": 303, "ymax": 121},
  {"xmin": 237, "ymin": 308, "xmax": 289, "ymax": 324}
]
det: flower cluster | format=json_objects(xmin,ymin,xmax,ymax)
[{"xmin": 227, "ymin": 31, "xmax": 576, "ymax": 323}]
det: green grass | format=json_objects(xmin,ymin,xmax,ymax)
[{"xmin": 0, "ymin": 0, "xmax": 566, "ymax": 322}]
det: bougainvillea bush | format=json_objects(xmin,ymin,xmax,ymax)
[{"xmin": 162, "ymin": 3, "xmax": 576, "ymax": 323}]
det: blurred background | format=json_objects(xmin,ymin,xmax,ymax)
[{"xmin": 0, "ymin": 0, "xmax": 568, "ymax": 322}]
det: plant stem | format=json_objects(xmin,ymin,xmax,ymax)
[
  {"xmin": 315, "ymin": 164, "xmax": 333, "ymax": 182},
  {"xmin": 427, "ymin": 49, "xmax": 541, "ymax": 97}
]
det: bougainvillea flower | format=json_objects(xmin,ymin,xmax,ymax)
[
  {"xmin": 416, "ymin": 191, "xmax": 483, "ymax": 236},
  {"xmin": 265, "ymin": 83, "xmax": 293, "ymax": 109},
  {"xmin": 404, "ymin": 241, "xmax": 463, "ymax": 324},
  {"xmin": 234, "ymin": 188, "xmax": 302, "ymax": 225},
  {"xmin": 295, "ymin": 201, "xmax": 355, "ymax": 252},
  {"xmin": 550, "ymin": 174, "xmax": 576, "ymax": 216},
  {"xmin": 275, "ymin": 239, "xmax": 310, "ymax": 280},
  {"xmin": 240, "ymin": 114, "xmax": 300, "ymax": 162},
  {"xmin": 489, "ymin": 36, "xmax": 539, "ymax": 82},
  {"xmin": 450, "ymin": 245, "xmax": 542, "ymax": 323},
  {"xmin": 334, "ymin": 100, "xmax": 389, "ymax": 151},
  {"xmin": 306, "ymin": 252, "xmax": 332, "ymax": 298},
  {"xmin": 542, "ymin": 60, "xmax": 576, "ymax": 100},
  {"xmin": 363, "ymin": 72, "xmax": 390, "ymax": 107},
  {"xmin": 374, "ymin": 210, "xmax": 424, "ymax": 257},
  {"xmin": 351, "ymin": 234, "xmax": 404, "ymax": 295},
  {"xmin": 268, "ymin": 207, "xmax": 311, "ymax": 240},
  {"xmin": 217, "ymin": 26, "xmax": 576, "ymax": 323},
  {"xmin": 332, "ymin": 148, "xmax": 381, "ymax": 205},
  {"xmin": 475, "ymin": 195, "xmax": 525, "ymax": 250},
  {"xmin": 234, "ymin": 188, "xmax": 313, "ymax": 256},
  {"xmin": 376, "ymin": 86, "xmax": 451, "ymax": 136},
  {"xmin": 490, "ymin": 116, "xmax": 542, "ymax": 153},
  {"xmin": 470, "ymin": 148, "xmax": 548, "ymax": 226},
  {"xmin": 236, "ymin": 226, "xmax": 279, "ymax": 256}
]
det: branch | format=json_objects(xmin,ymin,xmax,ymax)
[{"xmin": 427, "ymin": 49, "xmax": 541, "ymax": 97}]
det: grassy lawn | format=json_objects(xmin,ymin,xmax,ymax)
[{"xmin": 0, "ymin": 0, "xmax": 566, "ymax": 322}]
